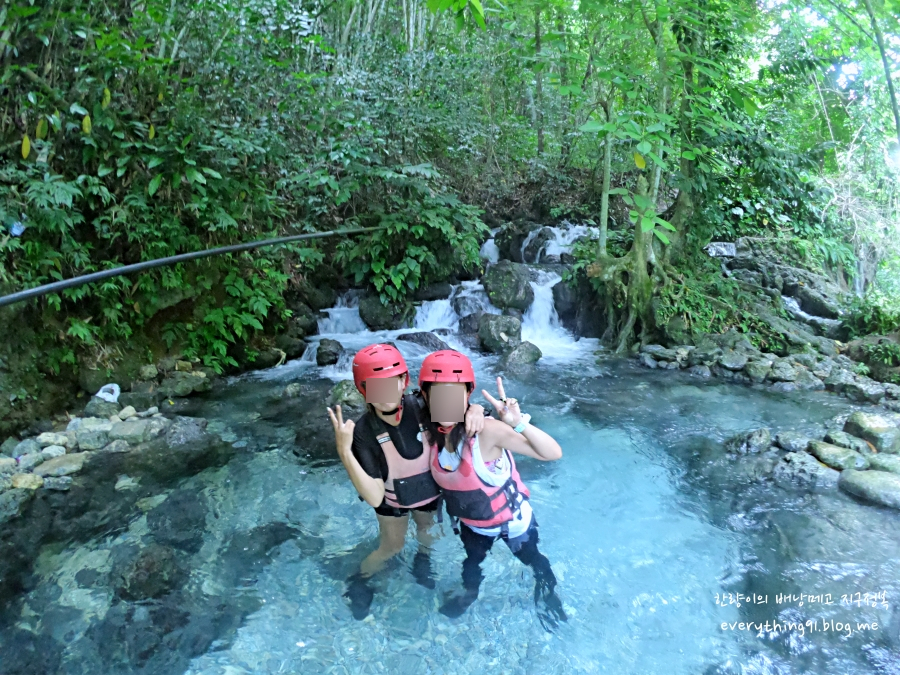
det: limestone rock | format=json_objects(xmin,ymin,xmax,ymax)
[
  {"xmin": 839, "ymin": 470, "xmax": 900, "ymax": 510},
  {"xmin": 36, "ymin": 432, "xmax": 68, "ymax": 448},
  {"xmin": 34, "ymin": 453, "xmax": 87, "ymax": 477},
  {"xmin": 42, "ymin": 476, "xmax": 73, "ymax": 491},
  {"xmin": 775, "ymin": 432, "xmax": 811, "ymax": 453},
  {"xmin": 0, "ymin": 458, "xmax": 18, "ymax": 475},
  {"xmin": 744, "ymin": 360, "xmax": 773, "ymax": 383},
  {"xmin": 477, "ymin": 314, "xmax": 522, "ymax": 354},
  {"xmin": 75, "ymin": 418, "xmax": 113, "ymax": 451},
  {"xmin": 824, "ymin": 368, "xmax": 856, "ymax": 394},
  {"xmin": 868, "ymin": 454, "xmax": 900, "ymax": 475},
  {"xmin": 139, "ymin": 364, "xmax": 159, "ymax": 380},
  {"xmin": 41, "ymin": 446, "xmax": 67, "ymax": 460},
  {"xmin": 16, "ymin": 453, "xmax": 44, "ymax": 471},
  {"xmin": 823, "ymin": 430, "xmax": 872, "ymax": 456},
  {"xmin": 100, "ymin": 439, "xmax": 132, "ymax": 454},
  {"xmin": 687, "ymin": 365, "xmax": 711, "ymax": 378},
  {"xmin": 807, "ymin": 441, "xmax": 870, "ymax": 471},
  {"xmin": 11, "ymin": 474, "xmax": 43, "ymax": 490},
  {"xmin": 727, "ymin": 428, "xmax": 772, "ymax": 454},
  {"xmin": 397, "ymin": 332, "xmax": 450, "ymax": 352},
  {"xmin": 843, "ymin": 412, "xmax": 900, "ymax": 453},
  {"xmin": 175, "ymin": 360, "xmax": 193, "ymax": 372},
  {"xmin": 793, "ymin": 368, "xmax": 825, "ymax": 391},
  {"xmin": 158, "ymin": 371, "xmax": 211, "ymax": 398},
  {"xmin": 718, "ymin": 350, "xmax": 749, "ymax": 371},
  {"xmin": 772, "ymin": 451, "xmax": 840, "ymax": 488},
  {"xmin": 83, "ymin": 396, "xmax": 121, "ymax": 418},
  {"xmin": 768, "ymin": 359, "xmax": 798, "ymax": 382},
  {"xmin": 642, "ymin": 345, "xmax": 678, "ymax": 362},
  {"xmin": 844, "ymin": 380, "xmax": 886, "ymax": 404},
  {"xmin": 316, "ymin": 338, "xmax": 343, "ymax": 366},
  {"xmin": 481, "ymin": 260, "xmax": 535, "ymax": 311},
  {"xmin": 12, "ymin": 438, "xmax": 41, "ymax": 457},
  {"xmin": 117, "ymin": 406, "xmax": 138, "ymax": 421},
  {"xmin": 639, "ymin": 353, "xmax": 658, "ymax": 369},
  {"xmin": 502, "ymin": 341, "xmax": 542, "ymax": 370},
  {"xmin": 109, "ymin": 419, "xmax": 151, "ymax": 445},
  {"xmin": 327, "ymin": 380, "xmax": 365, "ymax": 409}
]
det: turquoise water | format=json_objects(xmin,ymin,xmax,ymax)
[{"xmin": 2, "ymin": 346, "xmax": 899, "ymax": 675}]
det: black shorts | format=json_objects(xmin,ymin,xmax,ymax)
[{"xmin": 373, "ymin": 499, "xmax": 439, "ymax": 518}]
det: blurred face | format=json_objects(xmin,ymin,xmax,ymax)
[
  {"xmin": 365, "ymin": 374, "xmax": 406, "ymax": 411},
  {"xmin": 427, "ymin": 382, "xmax": 467, "ymax": 425}
]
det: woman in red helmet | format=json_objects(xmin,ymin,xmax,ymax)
[
  {"xmin": 417, "ymin": 349, "xmax": 567, "ymax": 630},
  {"xmin": 327, "ymin": 343, "xmax": 486, "ymax": 619}
]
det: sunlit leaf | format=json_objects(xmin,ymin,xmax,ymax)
[
  {"xmin": 148, "ymin": 174, "xmax": 163, "ymax": 196},
  {"xmin": 82, "ymin": 115, "xmax": 92, "ymax": 134},
  {"xmin": 36, "ymin": 119, "xmax": 47, "ymax": 140},
  {"xmin": 149, "ymin": 124, "xmax": 156, "ymax": 140},
  {"xmin": 21, "ymin": 135, "xmax": 30, "ymax": 159},
  {"xmin": 102, "ymin": 87, "xmax": 111, "ymax": 109},
  {"xmin": 633, "ymin": 152, "xmax": 646, "ymax": 169}
]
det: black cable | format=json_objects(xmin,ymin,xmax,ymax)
[{"xmin": 0, "ymin": 225, "xmax": 386, "ymax": 308}]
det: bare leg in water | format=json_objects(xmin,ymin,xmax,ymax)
[{"xmin": 346, "ymin": 510, "xmax": 436, "ymax": 618}]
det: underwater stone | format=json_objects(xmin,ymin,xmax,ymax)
[
  {"xmin": 772, "ymin": 452, "xmax": 839, "ymax": 488},
  {"xmin": 839, "ymin": 470, "xmax": 900, "ymax": 510},
  {"xmin": 775, "ymin": 431, "xmax": 811, "ymax": 453}
]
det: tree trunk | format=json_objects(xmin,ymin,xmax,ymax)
[
  {"xmin": 534, "ymin": 7, "xmax": 544, "ymax": 155},
  {"xmin": 598, "ymin": 98, "xmax": 615, "ymax": 257},
  {"xmin": 862, "ymin": 0, "xmax": 900, "ymax": 146}
]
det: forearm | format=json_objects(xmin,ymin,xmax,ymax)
[
  {"xmin": 520, "ymin": 423, "xmax": 562, "ymax": 460},
  {"xmin": 337, "ymin": 445, "xmax": 385, "ymax": 506}
]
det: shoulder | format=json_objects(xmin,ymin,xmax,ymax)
[{"xmin": 480, "ymin": 417, "xmax": 515, "ymax": 446}]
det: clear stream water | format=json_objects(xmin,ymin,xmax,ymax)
[{"xmin": 2, "ymin": 285, "xmax": 900, "ymax": 675}]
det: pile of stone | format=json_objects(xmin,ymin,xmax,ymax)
[
  {"xmin": 635, "ymin": 331, "xmax": 900, "ymax": 408},
  {"xmin": 730, "ymin": 411, "xmax": 900, "ymax": 510},
  {"xmin": 0, "ymin": 399, "xmax": 168, "ymax": 496}
]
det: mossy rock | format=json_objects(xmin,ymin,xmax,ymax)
[
  {"xmin": 482, "ymin": 260, "xmax": 534, "ymax": 312},
  {"xmin": 358, "ymin": 296, "xmax": 413, "ymax": 331}
]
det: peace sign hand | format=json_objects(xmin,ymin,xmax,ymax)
[
  {"xmin": 327, "ymin": 405, "xmax": 355, "ymax": 459},
  {"xmin": 481, "ymin": 376, "xmax": 522, "ymax": 427}
]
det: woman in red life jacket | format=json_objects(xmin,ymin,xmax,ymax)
[
  {"xmin": 418, "ymin": 349, "xmax": 568, "ymax": 630},
  {"xmin": 327, "ymin": 343, "xmax": 486, "ymax": 619}
]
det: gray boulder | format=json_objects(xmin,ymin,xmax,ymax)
[
  {"xmin": 839, "ymin": 469, "xmax": 900, "ymax": 510},
  {"xmin": 0, "ymin": 489, "xmax": 34, "ymax": 525},
  {"xmin": 482, "ymin": 261, "xmax": 534, "ymax": 311},
  {"xmin": 868, "ymin": 454, "xmax": 900, "ymax": 475},
  {"xmin": 75, "ymin": 419, "xmax": 113, "ymax": 451},
  {"xmin": 158, "ymin": 371, "xmax": 211, "ymax": 398},
  {"xmin": 687, "ymin": 365, "xmax": 711, "ymax": 378},
  {"xmin": 793, "ymin": 368, "xmax": 825, "ymax": 391},
  {"xmin": 807, "ymin": 441, "xmax": 870, "ymax": 471},
  {"xmin": 12, "ymin": 438, "xmax": 41, "ymax": 458},
  {"xmin": 414, "ymin": 282, "xmax": 453, "ymax": 301},
  {"xmin": 316, "ymin": 338, "xmax": 343, "ymax": 366},
  {"xmin": 0, "ymin": 437, "xmax": 19, "ymax": 457},
  {"xmin": 397, "ymin": 332, "xmax": 450, "ymax": 352},
  {"xmin": 327, "ymin": 380, "xmax": 365, "ymax": 410},
  {"xmin": 43, "ymin": 476, "xmax": 73, "ymax": 491},
  {"xmin": 642, "ymin": 344, "xmax": 678, "ymax": 362},
  {"xmin": 824, "ymin": 368, "xmax": 856, "ymax": 393},
  {"xmin": 639, "ymin": 353, "xmax": 658, "ymax": 369},
  {"xmin": 477, "ymin": 314, "xmax": 522, "ymax": 354},
  {"xmin": 768, "ymin": 359, "xmax": 798, "ymax": 382},
  {"xmin": 726, "ymin": 428, "xmax": 772, "ymax": 454},
  {"xmin": 458, "ymin": 312, "xmax": 484, "ymax": 334},
  {"xmin": 824, "ymin": 430, "xmax": 872, "ymax": 456},
  {"xmin": 358, "ymin": 296, "xmax": 411, "ymax": 331},
  {"xmin": 843, "ymin": 412, "xmax": 900, "ymax": 453},
  {"xmin": 109, "ymin": 419, "xmax": 151, "ymax": 445},
  {"xmin": 775, "ymin": 432, "xmax": 811, "ymax": 453},
  {"xmin": 844, "ymin": 380, "xmax": 886, "ymax": 404},
  {"xmin": 83, "ymin": 396, "xmax": 121, "ymax": 418},
  {"xmin": 34, "ymin": 453, "xmax": 87, "ymax": 477},
  {"xmin": 744, "ymin": 359, "xmax": 773, "ymax": 383},
  {"xmin": 718, "ymin": 350, "xmax": 749, "ymax": 371},
  {"xmin": 772, "ymin": 451, "xmax": 840, "ymax": 488},
  {"xmin": 502, "ymin": 342, "xmax": 542, "ymax": 370}
]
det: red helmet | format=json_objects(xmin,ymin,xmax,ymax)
[
  {"xmin": 352, "ymin": 344, "xmax": 409, "ymax": 396},
  {"xmin": 418, "ymin": 350, "xmax": 476, "ymax": 391}
]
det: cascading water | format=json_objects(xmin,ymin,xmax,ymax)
[
  {"xmin": 479, "ymin": 227, "xmax": 501, "ymax": 265},
  {"xmin": 414, "ymin": 295, "xmax": 460, "ymax": 332},
  {"xmin": 451, "ymin": 280, "xmax": 503, "ymax": 318},
  {"xmin": 521, "ymin": 270, "xmax": 596, "ymax": 360},
  {"xmin": 317, "ymin": 291, "xmax": 367, "ymax": 334},
  {"xmin": 540, "ymin": 222, "xmax": 600, "ymax": 262}
]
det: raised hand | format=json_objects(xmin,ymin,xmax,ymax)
[
  {"xmin": 327, "ymin": 405, "xmax": 355, "ymax": 457},
  {"xmin": 481, "ymin": 376, "xmax": 522, "ymax": 427}
]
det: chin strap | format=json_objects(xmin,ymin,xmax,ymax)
[{"xmin": 382, "ymin": 395, "xmax": 403, "ymax": 422}]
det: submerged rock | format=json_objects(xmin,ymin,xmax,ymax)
[
  {"xmin": 112, "ymin": 543, "xmax": 186, "ymax": 601},
  {"xmin": 807, "ymin": 441, "xmax": 869, "ymax": 471},
  {"xmin": 726, "ymin": 428, "xmax": 772, "ymax": 455},
  {"xmin": 839, "ymin": 470, "xmax": 900, "ymax": 510},
  {"xmin": 639, "ymin": 353, "xmax": 658, "ymax": 369},
  {"xmin": 146, "ymin": 489, "xmax": 207, "ymax": 553},
  {"xmin": 772, "ymin": 451, "xmax": 840, "ymax": 488},
  {"xmin": 843, "ymin": 412, "xmax": 900, "ymax": 453}
]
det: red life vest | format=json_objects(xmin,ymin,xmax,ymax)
[
  {"xmin": 368, "ymin": 397, "xmax": 441, "ymax": 509},
  {"xmin": 429, "ymin": 435, "xmax": 531, "ymax": 529}
]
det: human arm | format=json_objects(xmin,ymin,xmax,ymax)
[
  {"xmin": 480, "ymin": 377, "xmax": 562, "ymax": 461},
  {"xmin": 327, "ymin": 405, "xmax": 386, "ymax": 507}
]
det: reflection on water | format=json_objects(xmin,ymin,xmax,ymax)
[{"xmin": 2, "ymin": 352, "xmax": 900, "ymax": 675}]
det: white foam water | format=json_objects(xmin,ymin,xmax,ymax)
[
  {"xmin": 521, "ymin": 270, "xmax": 598, "ymax": 361},
  {"xmin": 414, "ymin": 296, "xmax": 459, "ymax": 331},
  {"xmin": 317, "ymin": 291, "xmax": 367, "ymax": 334}
]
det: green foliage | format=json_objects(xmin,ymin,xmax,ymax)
[
  {"xmin": 862, "ymin": 342, "xmax": 900, "ymax": 368},
  {"xmin": 844, "ymin": 292, "xmax": 900, "ymax": 338}
]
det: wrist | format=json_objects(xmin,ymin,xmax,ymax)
[{"xmin": 513, "ymin": 414, "xmax": 531, "ymax": 433}]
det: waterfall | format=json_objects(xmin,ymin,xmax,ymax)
[
  {"xmin": 479, "ymin": 227, "xmax": 501, "ymax": 264},
  {"xmin": 541, "ymin": 222, "xmax": 600, "ymax": 261},
  {"xmin": 317, "ymin": 291, "xmax": 367, "ymax": 334},
  {"xmin": 520, "ymin": 228, "xmax": 542, "ymax": 263},
  {"xmin": 414, "ymin": 296, "xmax": 460, "ymax": 331},
  {"xmin": 521, "ymin": 270, "xmax": 576, "ymax": 353},
  {"xmin": 452, "ymin": 280, "xmax": 503, "ymax": 317}
]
